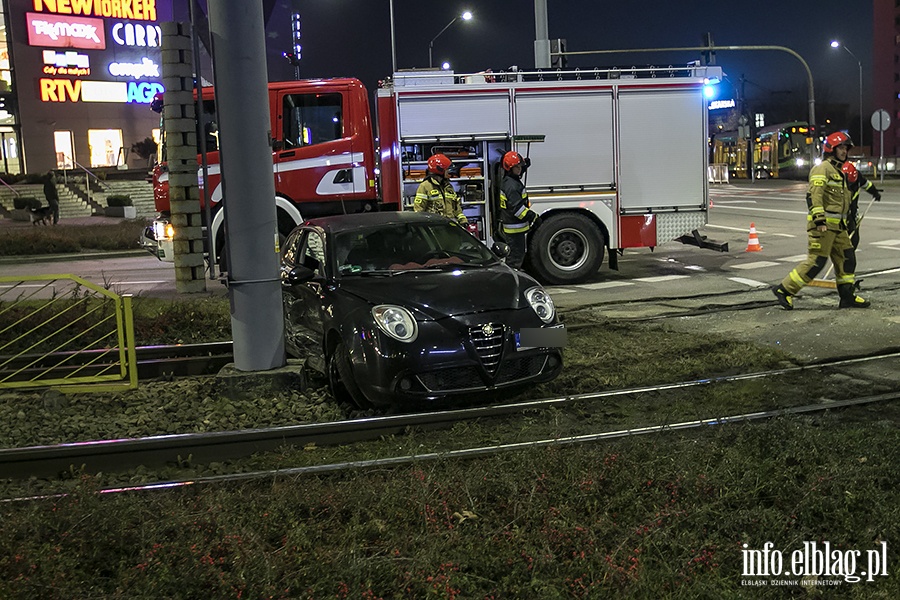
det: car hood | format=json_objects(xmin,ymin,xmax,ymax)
[{"xmin": 337, "ymin": 266, "xmax": 538, "ymax": 320}]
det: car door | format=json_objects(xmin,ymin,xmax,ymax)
[{"xmin": 281, "ymin": 228, "xmax": 327, "ymax": 368}]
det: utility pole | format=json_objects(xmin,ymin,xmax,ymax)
[
  {"xmin": 534, "ymin": 0, "xmax": 550, "ymax": 68},
  {"xmin": 208, "ymin": 0, "xmax": 285, "ymax": 371}
]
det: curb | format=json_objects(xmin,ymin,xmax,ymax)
[{"xmin": 0, "ymin": 249, "xmax": 148, "ymax": 265}]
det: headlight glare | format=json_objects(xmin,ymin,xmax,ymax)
[
  {"xmin": 525, "ymin": 287, "xmax": 555, "ymax": 323},
  {"xmin": 372, "ymin": 305, "xmax": 418, "ymax": 342}
]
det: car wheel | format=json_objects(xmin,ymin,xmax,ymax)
[
  {"xmin": 528, "ymin": 213, "xmax": 605, "ymax": 284},
  {"xmin": 327, "ymin": 341, "xmax": 372, "ymax": 409}
]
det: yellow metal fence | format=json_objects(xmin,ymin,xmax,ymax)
[{"xmin": 0, "ymin": 274, "xmax": 138, "ymax": 392}]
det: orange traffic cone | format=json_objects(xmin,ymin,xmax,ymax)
[{"xmin": 746, "ymin": 223, "xmax": 762, "ymax": 252}]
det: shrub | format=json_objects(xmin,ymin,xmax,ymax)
[
  {"xmin": 106, "ymin": 194, "xmax": 133, "ymax": 207},
  {"xmin": 13, "ymin": 196, "xmax": 41, "ymax": 210},
  {"xmin": 131, "ymin": 137, "xmax": 158, "ymax": 160}
]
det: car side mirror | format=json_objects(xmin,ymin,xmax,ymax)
[
  {"xmin": 284, "ymin": 265, "xmax": 315, "ymax": 285},
  {"xmin": 491, "ymin": 241, "xmax": 510, "ymax": 258}
]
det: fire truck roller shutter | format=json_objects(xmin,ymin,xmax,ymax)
[
  {"xmin": 397, "ymin": 94, "xmax": 510, "ymax": 137},
  {"xmin": 512, "ymin": 92, "xmax": 614, "ymax": 189},
  {"xmin": 617, "ymin": 89, "xmax": 708, "ymax": 240}
]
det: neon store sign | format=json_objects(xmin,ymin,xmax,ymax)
[
  {"xmin": 31, "ymin": 0, "xmax": 157, "ymax": 21},
  {"xmin": 40, "ymin": 78, "xmax": 164, "ymax": 103}
]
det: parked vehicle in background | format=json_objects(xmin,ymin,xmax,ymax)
[
  {"xmin": 143, "ymin": 64, "xmax": 724, "ymax": 284},
  {"xmin": 280, "ymin": 211, "xmax": 565, "ymax": 407}
]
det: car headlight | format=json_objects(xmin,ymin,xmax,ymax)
[
  {"xmin": 525, "ymin": 287, "xmax": 555, "ymax": 323},
  {"xmin": 372, "ymin": 305, "xmax": 418, "ymax": 342}
]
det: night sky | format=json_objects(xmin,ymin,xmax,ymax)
[{"xmin": 253, "ymin": 0, "xmax": 875, "ymax": 122}]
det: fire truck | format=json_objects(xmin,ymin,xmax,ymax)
[{"xmin": 143, "ymin": 65, "xmax": 723, "ymax": 284}]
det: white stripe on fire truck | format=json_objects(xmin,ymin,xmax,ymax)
[{"xmin": 196, "ymin": 152, "xmax": 365, "ymax": 178}]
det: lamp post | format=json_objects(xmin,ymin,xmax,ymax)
[
  {"xmin": 830, "ymin": 40, "xmax": 864, "ymax": 149},
  {"xmin": 389, "ymin": 0, "xmax": 397, "ymax": 74},
  {"xmin": 429, "ymin": 10, "xmax": 472, "ymax": 68}
]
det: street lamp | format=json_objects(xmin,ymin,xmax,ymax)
[
  {"xmin": 429, "ymin": 10, "xmax": 472, "ymax": 68},
  {"xmin": 830, "ymin": 40, "xmax": 864, "ymax": 149}
]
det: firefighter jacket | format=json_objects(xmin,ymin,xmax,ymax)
[
  {"xmin": 807, "ymin": 156, "xmax": 851, "ymax": 231},
  {"xmin": 413, "ymin": 175, "xmax": 467, "ymax": 223},
  {"xmin": 499, "ymin": 172, "xmax": 537, "ymax": 234}
]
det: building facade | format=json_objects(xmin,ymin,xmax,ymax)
[
  {"xmin": 874, "ymin": 0, "xmax": 900, "ymax": 156},
  {"xmin": 1, "ymin": 0, "xmax": 172, "ymax": 175}
]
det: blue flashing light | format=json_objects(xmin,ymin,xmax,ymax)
[{"xmin": 703, "ymin": 85, "xmax": 716, "ymax": 99}]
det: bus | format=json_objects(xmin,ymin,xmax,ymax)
[{"xmin": 752, "ymin": 122, "xmax": 819, "ymax": 179}]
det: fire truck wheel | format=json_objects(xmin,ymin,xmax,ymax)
[
  {"xmin": 528, "ymin": 213, "xmax": 604, "ymax": 285},
  {"xmin": 328, "ymin": 341, "xmax": 372, "ymax": 409}
]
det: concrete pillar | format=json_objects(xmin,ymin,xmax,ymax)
[{"xmin": 161, "ymin": 22, "xmax": 206, "ymax": 294}]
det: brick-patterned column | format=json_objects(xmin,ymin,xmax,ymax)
[{"xmin": 161, "ymin": 22, "xmax": 206, "ymax": 294}]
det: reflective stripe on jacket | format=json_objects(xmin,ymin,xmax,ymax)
[
  {"xmin": 413, "ymin": 176, "xmax": 467, "ymax": 223},
  {"xmin": 499, "ymin": 172, "xmax": 535, "ymax": 234},
  {"xmin": 807, "ymin": 157, "xmax": 851, "ymax": 230}
]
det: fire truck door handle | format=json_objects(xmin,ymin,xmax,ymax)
[
  {"xmin": 279, "ymin": 151, "xmax": 296, "ymax": 158},
  {"xmin": 333, "ymin": 169, "xmax": 353, "ymax": 184}
]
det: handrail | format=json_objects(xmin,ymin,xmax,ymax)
[
  {"xmin": 60, "ymin": 155, "xmax": 112, "ymax": 191},
  {"xmin": 0, "ymin": 176, "xmax": 20, "ymax": 197}
]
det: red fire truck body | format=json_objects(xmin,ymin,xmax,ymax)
[{"xmin": 145, "ymin": 66, "xmax": 722, "ymax": 284}]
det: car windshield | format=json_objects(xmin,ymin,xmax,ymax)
[{"xmin": 335, "ymin": 221, "xmax": 498, "ymax": 276}]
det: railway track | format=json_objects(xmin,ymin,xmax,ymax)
[{"xmin": 3, "ymin": 350, "xmax": 899, "ymax": 484}]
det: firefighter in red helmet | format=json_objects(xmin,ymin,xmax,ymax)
[
  {"xmin": 773, "ymin": 131, "xmax": 870, "ymax": 309},
  {"xmin": 499, "ymin": 150, "xmax": 540, "ymax": 269},
  {"xmin": 839, "ymin": 160, "xmax": 881, "ymax": 274},
  {"xmin": 413, "ymin": 153, "xmax": 467, "ymax": 224}
]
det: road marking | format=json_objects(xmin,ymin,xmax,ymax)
[
  {"xmin": 872, "ymin": 245, "xmax": 900, "ymax": 251},
  {"xmin": 780, "ymin": 254, "xmax": 808, "ymax": 262},
  {"xmin": 576, "ymin": 281, "xmax": 636, "ymax": 290},
  {"xmin": 111, "ymin": 280, "xmax": 169, "ymax": 285},
  {"xmin": 546, "ymin": 288, "xmax": 575, "ymax": 294},
  {"xmin": 728, "ymin": 277, "xmax": 769, "ymax": 288},
  {"xmin": 872, "ymin": 239, "xmax": 900, "ymax": 246},
  {"xmin": 633, "ymin": 275, "xmax": 691, "ymax": 283},
  {"xmin": 731, "ymin": 261, "xmax": 782, "ymax": 269}
]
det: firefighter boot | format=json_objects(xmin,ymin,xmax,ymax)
[
  {"xmin": 838, "ymin": 284, "xmax": 870, "ymax": 309},
  {"xmin": 772, "ymin": 285, "xmax": 794, "ymax": 310}
]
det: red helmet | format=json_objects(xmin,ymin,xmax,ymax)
[
  {"xmin": 427, "ymin": 153, "xmax": 452, "ymax": 175},
  {"xmin": 502, "ymin": 151, "xmax": 524, "ymax": 171},
  {"xmin": 824, "ymin": 132, "xmax": 853, "ymax": 153},
  {"xmin": 841, "ymin": 160, "xmax": 859, "ymax": 183}
]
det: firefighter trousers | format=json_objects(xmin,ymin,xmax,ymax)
[{"xmin": 780, "ymin": 228, "xmax": 856, "ymax": 295}]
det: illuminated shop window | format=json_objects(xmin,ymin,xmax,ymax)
[
  {"xmin": 0, "ymin": 126, "xmax": 20, "ymax": 174},
  {"xmin": 54, "ymin": 130, "xmax": 75, "ymax": 168},
  {"xmin": 88, "ymin": 129, "xmax": 123, "ymax": 168}
]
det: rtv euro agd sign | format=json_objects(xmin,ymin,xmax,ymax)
[{"xmin": 742, "ymin": 541, "xmax": 888, "ymax": 587}]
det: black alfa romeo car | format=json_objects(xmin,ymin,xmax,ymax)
[{"xmin": 280, "ymin": 212, "xmax": 565, "ymax": 407}]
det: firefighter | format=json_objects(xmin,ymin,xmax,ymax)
[
  {"xmin": 841, "ymin": 160, "xmax": 881, "ymax": 266},
  {"xmin": 413, "ymin": 154, "xmax": 467, "ymax": 225},
  {"xmin": 772, "ymin": 131, "xmax": 870, "ymax": 310},
  {"xmin": 499, "ymin": 150, "xmax": 541, "ymax": 270}
]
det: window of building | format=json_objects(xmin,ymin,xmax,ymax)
[
  {"xmin": 54, "ymin": 130, "xmax": 74, "ymax": 168},
  {"xmin": 0, "ymin": 126, "xmax": 20, "ymax": 174},
  {"xmin": 88, "ymin": 129, "xmax": 124, "ymax": 168}
]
